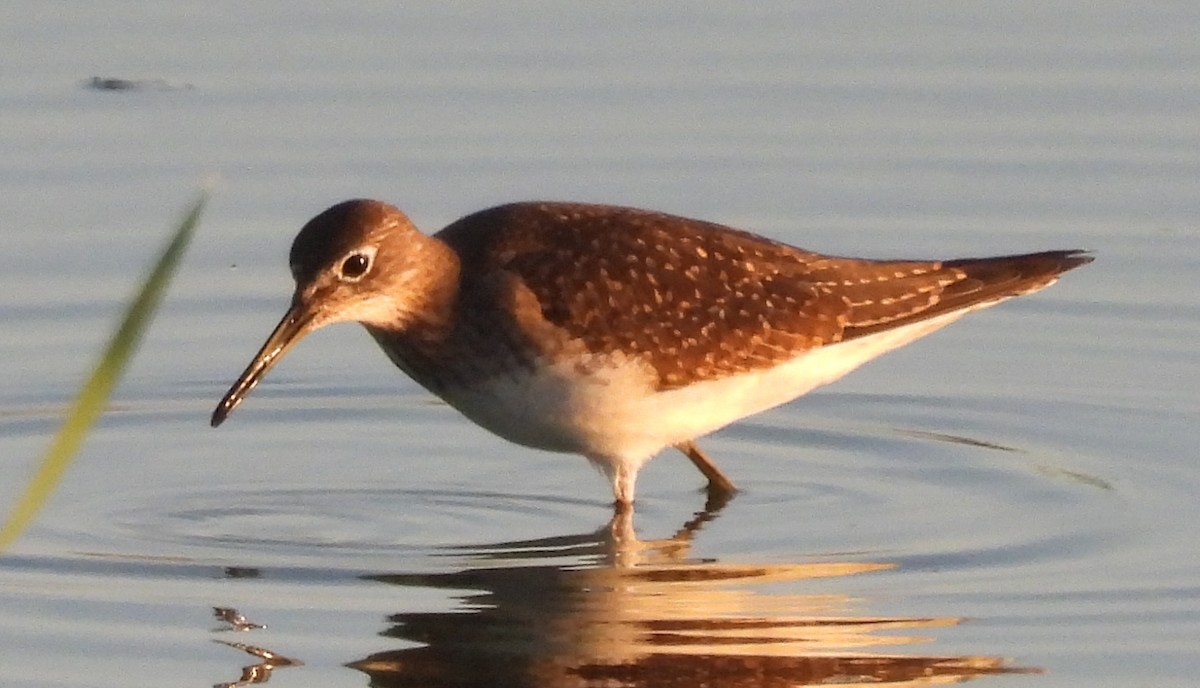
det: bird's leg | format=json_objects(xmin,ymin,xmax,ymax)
[
  {"xmin": 610, "ymin": 461, "xmax": 637, "ymax": 507},
  {"xmin": 675, "ymin": 440, "xmax": 738, "ymax": 502}
]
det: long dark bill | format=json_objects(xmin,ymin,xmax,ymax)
[{"xmin": 211, "ymin": 304, "xmax": 316, "ymax": 427}]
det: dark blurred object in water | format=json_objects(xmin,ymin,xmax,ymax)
[{"xmin": 84, "ymin": 76, "xmax": 193, "ymax": 91}]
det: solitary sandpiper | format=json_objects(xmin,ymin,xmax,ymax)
[{"xmin": 212, "ymin": 200, "xmax": 1091, "ymax": 505}]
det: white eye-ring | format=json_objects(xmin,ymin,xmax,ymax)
[{"xmin": 337, "ymin": 246, "xmax": 377, "ymax": 282}]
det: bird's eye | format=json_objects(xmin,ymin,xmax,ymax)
[{"xmin": 339, "ymin": 250, "xmax": 373, "ymax": 281}]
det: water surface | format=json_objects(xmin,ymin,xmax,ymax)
[{"xmin": 1, "ymin": 3, "xmax": 1197, "ymax": 686}]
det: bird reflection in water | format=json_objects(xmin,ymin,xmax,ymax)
[
  {"xmin": 350, "ymin": 506, "xmax": 1036, "ymax": 687},
  {"xmin": 212, "ymin": 606, "xmax": 301, "ymax": 688}
]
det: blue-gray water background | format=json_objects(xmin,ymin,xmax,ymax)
[{"xmin": 1, "ymin": 3, "xmax": 1196, "ymax": 686}]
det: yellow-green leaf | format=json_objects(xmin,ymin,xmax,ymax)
[{"xmin": 0, "ymin": 190, "xmax": 209, "ymax": 551}]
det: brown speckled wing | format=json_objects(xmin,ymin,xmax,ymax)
[
  {"xmin": 840, "ymin": 250, "xmax": 1092, "ymax": 338},
  {"xmin": 437, "ymin": 202, "xmax": 1089, "ymax": 390}
]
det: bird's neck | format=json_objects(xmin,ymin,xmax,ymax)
[{"xmin": 364, "ymin": 238, "xmax": 464, "ymax": 388}]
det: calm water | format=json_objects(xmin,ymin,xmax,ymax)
[{"xmin": 1, "ymin": 3, "xmax": 1197, "ymax": 686}]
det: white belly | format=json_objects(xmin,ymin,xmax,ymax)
[{"xmin": 437, "ymin": 309, "xmax": 972, "ymax": 465}]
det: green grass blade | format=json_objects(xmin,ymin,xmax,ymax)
[{"xmin": 0, "ymin": 190, "xmax": 209, "ymax": 551}]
